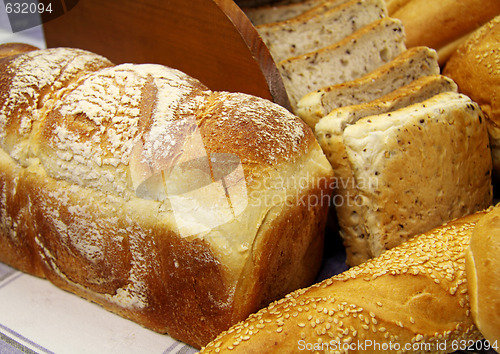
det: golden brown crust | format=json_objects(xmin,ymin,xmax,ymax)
[
  {"xmin": 0, "ymin": 46, "xmax": 114, "ymax": 162},
  {"xmin": 443, "ymin": 15, "xmax": 500, "ymax": 177},
  {"xmin": 466, "ymin": 205, "xmax": 500, "ymax": 344},
  {"xmin": 393, "ymin": 0, "xmax": 500, "ymax": 56},
  {"xmin": 201, "ymin": 210, "xmax": 490, "ymax": 353},
  {"xmin": 0, "ymin": 47, "xmax": 334, "ymax": 348},
  {"xmin": 0, "ymin": 43, "xmax": 38, "ymax": 59}
]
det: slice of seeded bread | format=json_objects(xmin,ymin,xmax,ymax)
[
  {"xmin": 296, "ymin": 46, "xmax": 439, "ymax": 127},
  {"xmin": 321, "ymin": 92, "xmax": 492, "ymax": 265},
  {"xmin": 278, "ymin": 17, "xmax": 407, "ymax": 112},
  {"xmin": 314, "ymin": 75, "xmax": 457, "ymax": 265},
  {"xmin": 320, "ymin": 74, "xmax": 457, "ymax": 131},
  {"xmin": 257, "ymin": 0, "xmax": 387, "ymax": 63},
  {"xmin": 243, "ymin": 0, "xmax": 349, "ymax": 26},
  {"xmin": 314, "ymin": 75, "xmax": 457, "ymax": 266}
]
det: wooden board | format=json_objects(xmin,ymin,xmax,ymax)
[{"xmin": 42, "ymin": 0, "xmax": 290, "ymax": 110}]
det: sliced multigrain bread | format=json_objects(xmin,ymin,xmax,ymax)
[
  {"xmin": 318, "ymin": 92, "xmax": 492, "ymax": 266},
  {"xmin": 243, "ymin": 0, "xmax": 326, "ymax": 26},
  {"xmin": 257, "ymin": 0, "xmax": 387, "ymax": 63},
  {"xmin": 278, "ymin": 17, "xmax": 406, "ymax": 112},
  {"xmin": 319, "ymin": 74, "xmax": 457, "ymax": 131},
  {"xmin": 314, "ymin": 75, "xmax": 457, "ymax": 266},
  {"xmin": 296, "ymin": 46, "xmax": 439, "ymax": 127}
]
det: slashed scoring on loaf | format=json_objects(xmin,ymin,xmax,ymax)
[{"xmin": 0, "ymin": 47, "xmax": 113, "ymax": 161}]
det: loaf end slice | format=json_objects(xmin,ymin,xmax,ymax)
[
  {"xmin": 343, "ymin": 91, "xmax": 492, "ymax": 262},
  {"xmin": 314, "ymin": 74, "xmax": 458, "ymax": 265}
]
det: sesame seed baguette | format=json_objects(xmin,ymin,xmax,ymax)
[
  {"xmin": 257, "ymin": 0, "xmax": 387, "ymax": 63},
  {"xmin": 278, "ymin": 17, "xmax": 407, "ymax": 112},
  {"xmin": 200, "ymin": 208, "xmax": 493, "ymax": 354},
  {"xmin": 466, "ymin": 204, "xmax": 500, "ymax": 345},
  {"xmin": 296, "ymin": 46, "xmax": 440, "ymax": 128}
]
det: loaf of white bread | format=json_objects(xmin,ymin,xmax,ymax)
[
  {"xmin": 200, "ymin": 205, "xmax": 499, "ymax": 353},
  {"xmin": 0, "ymin": 44, "xmax": 335, "ymax": 348}
]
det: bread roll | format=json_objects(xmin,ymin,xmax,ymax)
[
  {"xmin": 443, "ymin": 16, "xmax": 500, "ymax": 181},
  {"xmin": 200, "ymin": 208, "xmax": 493, "ymax": 353},
  {"xmin": 391, "ymin": 0, "xmax": 500, "ymax": 64},
  {"xmin": 0, "ymin": 45, "xmax": 334, "ymax": 348},
  {"xmin": 466, "ymin": 205, "xmax": 500, "ymax": 345}
]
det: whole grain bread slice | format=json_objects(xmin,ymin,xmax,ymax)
[
  {"xmin": 257, "ymin": 0, "xmax": 387, "ymax": 63},
  {"xmin": 243, "ymin": 0, "xmax": 322, "ymax": 25},
  {"xmin": 322, "ymin": 92, "xmax": 492, "ymax": 265},
  {"xmin": 278, "ymin": 17, "xmax": 406, "ymax": 112},
  {"xmin": 243, "ymin": 0, "xmax": 349, "ymax": 26},
  {"xmin": 314, "ymin": 75, "xmax": 458, "ymax": 266},
  {"xmin": 297, "ymin": 46, "xmax": 440, "ymax": 127},
  {"xmin": 320, "ymin": 74, "xmax": 457, "ymax": 131}
]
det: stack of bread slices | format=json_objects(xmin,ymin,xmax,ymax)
[{"xmin": 242, "ymin": 0, "xmax": 494, "ymax": 266}]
